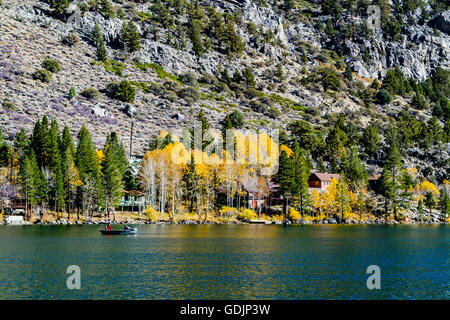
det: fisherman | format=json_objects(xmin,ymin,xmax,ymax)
[{"xmin": 105, "ymin": 223, "xmax": 112, "ymax": 231}]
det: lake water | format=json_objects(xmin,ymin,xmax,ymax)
[{"xmin": 0, "ymin": 224, "xmax": 448, "ymax": 299}]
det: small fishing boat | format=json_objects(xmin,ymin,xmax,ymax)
[{"xmin": 99, "ymin": 228, "xmax": 137, "ymax": 235}]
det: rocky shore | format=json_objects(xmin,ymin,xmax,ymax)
[{"xmin": 1, "ymin": 215, "xmax": 447, "ymax": 226}]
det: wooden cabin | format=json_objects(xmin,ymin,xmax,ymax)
[
  {"xmin": 118, "ymin": 190, "xmax": 145, "ymax": 212},
  {"xmin": 308, "ymin": 173, "xmax": 340, "ymax": 193}
]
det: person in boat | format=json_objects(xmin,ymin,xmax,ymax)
[
  {"xmin": 105, "ymin": 223, "xmax": 112, "ymax": 231},
  {"xmin": 123, "ymin": 225, "xmax": 132, "ymax": 231}
]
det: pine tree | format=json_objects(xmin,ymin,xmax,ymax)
[
  {"xmin": 47, "ymin": 0, "xmax": 70, "ymax": 15},
  {"xmin": 101, "ymin": 142, "xmax": 123, "ymax": 221},
  {"xmin": 105, "ymin": 132, "xmax": 129, "ymax": 178},
  {"xmin": 274, "ymin": 150, "xmax": 293, "ymax": 218},
  {"xmin": 337, "ymin": 172, "xmax": 351, "ymax": 221},
  {"xmin": 62, "ymin": 146, "xmax": 82, "ymax": 219},
  {"xmin": 123, "ymin": 168, "xmax": 137, "ymax": 191},
  {"xmin": 232, "ymin": 69, "xmax": 243, "ymax": 83},
  {"xmin": 439, "ymin": 190, "xmax": 449, "ymax": 222},
  {"xmin": 344, "ymin": 65, "xmax": 353, "ymax": 81},
  {"xmin": 291, "ymin": 142, "xmax": 310, "ymax": 217},
  {"xmin": 92, "ymin": 24, "xmax": 108, "ymax": 62},
  {"xmin": 120, "ymin": 21, "xmax": 141, "ymax": 53},
  {"xmin": 242, "ymin": 67, "xmax": 256, "ymax": 87},
  {"xmin": 418, "ymin": 199, "xmax": 424, "ymax": 222},
  {"xmin": 99, "ymin": 0, "xmax": 116, "ymax": 19},
  {"xmin": 76, "ymin": 127, "xmax": 99, "ymax": 179},
  {"xmin": 34, "ymin": 167, "xmax": 49, "ymax": 215},
  {"xmin": 76, "ymin": 126, "xmax": 101, "ymax": 214},
  {"xmin": 197, "ymin": 110, "xmax": 212, "ymax": 150},
  {"xmin": 325, "ymin": 19, "xmax": 335, "ymax": 38},
  {"xmin": 48, "ymin": 119, "xmax": 61, "ymax": 171},
  {"xmin": 190, "ymin": 19, "xmax": 205, "ymax": 56},
  {"xmin": 54, "ymin": 165, "xmax": 65, "ymax": 215},
  {"xmin": 59, "ymin": 126, "xmax": 75, "ymax": 159},
  {"xmin": 31, "ymin": 117, "xmax": 50, "ymax": 168},
  {"xmin": 0, "ymin": 129, "xmax": 11, "ymax": 167},
  {"xmin": 424, "ymin": 191, "xmax": 436, "ymax": 215},
  {"xmin": 96, "ymin": 35, "xmax": 108, "ymax": 62},
  {"xmin": 386, "ymin": 140, "xmax": 402, "ymax": 181},
  {"xmin": 379, "ymin": 166, "xmax": 395, "ymax": 217},
  {"xmin": 182, "ymin": 154, "xmax": 200, "ymax": 213},
  {"xmin": 345, "ymin": 146, "xmax": 368, "ymax": 191},
  {"xmin": 221, "ymin": 114, "xmax": 234, "ymax": 151},
  {"xmin": 20, "ymin": 154, "xmax": 36, "ymax": 219},
  {"xmin": 222, "ymin": 68, "xmax": 232, "ymax": 85},
  {"xmin": 360, "ymin": 122, "xmax": 381, "ymax": 158},
  {"xmin": 116, "ymin": 80, "xmax": 135, "ymax": 102},
  {"xmin": 14, "ymin": 128, "xmax": 30, "ymax": 160},
  {"xmin": 69, "ymin": 86, "xmax": 76, "ymax": 99},
  {"xmin": 92, "ymin": 24, "xmax": 103, "ymax": 47}
]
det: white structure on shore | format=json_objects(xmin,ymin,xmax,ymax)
[{"xmin": 6, "ymin": 215, "xmax": 23, "ymax": 225}]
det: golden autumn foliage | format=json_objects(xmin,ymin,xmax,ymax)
[
  {"xmin": 309, "ymin": 178, "xmax": 360, "ymax": 219},
  {"xmin": 96, "ymin": 150, "xmax": 105, "ymax": 167},
  {"xmin": 414, "ymin": 178, "xmax": 440, "ymax": 195},
  {"xmin": 280, "ymin": 144, "xmax": 293, "ymax": 157},
  {"xmin": 238, "ymin": 208, "xmax": 258, "ymax": 220}
]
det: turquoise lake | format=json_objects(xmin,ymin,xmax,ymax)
[{"xmin": 0, "ymin": 224, "xmax": 448, "ymax": 299}]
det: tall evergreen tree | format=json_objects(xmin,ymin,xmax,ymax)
[
  {"xmin": 101, "ymin": 142, "xmax": 123, "ymax": 221},
  {"xmin": 274, "ymin": 150, "xmax": 293, "ymax": 218},
  {"xmin": 360, "ymin": 122, "xmax": 381, "ymax": 158},
  {"xmin": 418, "ymin": 199, "xmax": 424, "ymax": 222},
  {"xmin": 379, "ymin": 166, "xmax": 396, "ymax": 217},
  {"xmin": 76, "ymin": 126, "xmax": 100, "ymax": 181},
  {"xmin": 0, "ymin": 128, "xmax": 12, "ymax": 167},
  {"xmin": 31, "ymin": 117, "xmax": 50, "ymax": 168},
  {"xmin": 105, "ymin": 132, "xmax": 129, "ymax": 179},
  {"xmin": 386, "ymin": 140, "xmax": 402, "ymax": 183},
  {"xmin": 120, "ymin": 21, "xmax": 141, "ymax": 53},
  {"xmin": 76, "ymin": 126, "xmax": 101, "ymax": 214},
  {"xmin": 424, "ymin": 191, "xmax": 436, "ymax": 215},
  {"xmin": 182, "ymin": 154, "xmax": 200, "ymax": 213},
  {"xmin": 20, "ymin": 154, "xmax": 36, "ymax": 219},
  {"xmin": 62, "ymin": 145, "xmax": 82, "ymax": 219},
  {"xmin": 190, "ymin": 19, "xmax": 205, "ymax": 56},
  {"xmin": 344, "ymin": 146, "xmax": 368, "ymax": 191},
  {"xmin": 54, "ymin": 165, "xmax": 65, "ymax": 215},
  {"xmin": 337, "ymin": 172, "xmax": 351, "ymax": 221},
  {"xmin": 291, "ymin": 142, "xmax": 310, "ymax": 217},
  {"xmin": 59, "ymin": 126, "xmax": 75, "ymax": 158},
  {"xmin": 93, "ymin": 24, "xmax": 108, "ymax": 62},
  {"xmin": 96, "ymin": 34, "xmax": 108, "ymax": 63},
  {"xmin": 439, "ymin": 190, "xmax": 449, "ymax": 222},
  {"xmin": 123, "ymin": 168, "xmax": 137, "ymax": 191},
  {"xmin": 48, "ymin": 119, "xmax": 61, "ymax": 171},
  {"xmin": 14, "ymin": 128, "xmax": 30, "ymax": 160}
]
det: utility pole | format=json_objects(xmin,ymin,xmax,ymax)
[{"xmin": 129, "ymin": 120, "xmax": 134, "ymax": 159}]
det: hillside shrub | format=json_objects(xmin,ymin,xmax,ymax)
[
  {"xmin": 81, "ymin": 88, "xmax": 101, "ymax": 100},
  {"xmin": 33, "ymin": 69, "xmax": 53, "ymax": 82},
  {"xmin": 42, "ymin": 59, "xmax": 61, "ymax": 73}
]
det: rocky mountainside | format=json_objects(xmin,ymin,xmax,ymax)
[{"xmin": 0, "ymin": 0, "xmax": 449, "ymax": 181}]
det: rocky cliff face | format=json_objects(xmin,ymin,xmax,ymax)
[{"xmin": 0, "ymin": 0, "xmax": 448, "ymax": 175}]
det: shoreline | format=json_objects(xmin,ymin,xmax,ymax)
[
  {"xmin": 2, "ymin": 218, "xmax": 448, "ymax": 226},
  {"xmin": 2, "ymin": 209, "xmax": 448, "ymax": 226}
]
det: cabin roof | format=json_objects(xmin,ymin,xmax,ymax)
[
  {"xmin": 309, "ymin": 173, "xmax": 340, "ymax": 182},
  {"xmin": 123, "ymin": 190, "xmax": 145, "ymax": 196}
]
